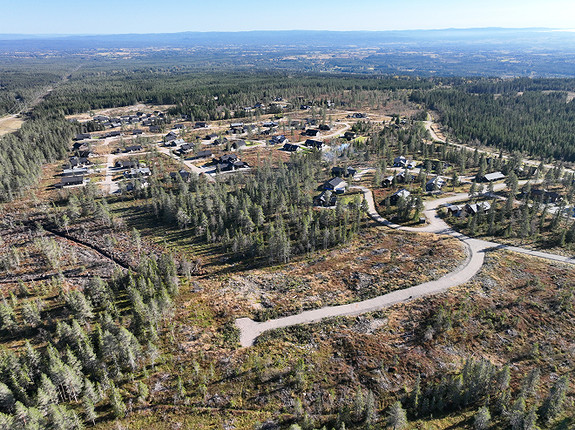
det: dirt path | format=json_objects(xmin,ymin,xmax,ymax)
[
  {"xmin": 236, "ymin": 179, "xmax": 575, "ymax": 347},
  {"xmin": 0, "ymin": 65, "xmax": 80, "ymax": 137}
]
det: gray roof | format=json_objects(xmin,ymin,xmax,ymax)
[
  {"xmin": 483, "ymin": 171, "xmax": 506, "ymax": 181},
  {"xmin": 392, "ymin": 189, "xmax": 411, "ymax": 199},
  {"xmin": 327, "ymin": 177, "xmax": 347, "ymax": 188}
]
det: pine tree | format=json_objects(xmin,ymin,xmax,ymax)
[
  {"xmin": 365, "ymin": 390, "xmax": 378, "ymax": 428},
  {"xmin": 520, "ymin": 367, "xmax": 540, "ymax": 398},
  {"xmin": 22, "ymin": 300, "xmax": 42, "ymax": 329},
  {"xmin": 509, "ymin": 395, "xmax": 526, "ymax": 430},
  {"xmin": 65, "ymin": 290, "xmax": 94, "ymax": 323},
  {"xmin": 386, "ymin": 401, "xmax": 407, "ymax": 430},
  {"xmin": 540, "ymin": 375, "xmax": 569, "ymax": 422},
  {"xmin": 0, "ymin": 382, "xmax": 15, "ymax": 412},
  {"xmin": 109, "ymin": 383, "xmax": 126, "ymax": 418},
  {"xmin": 0, "ymin": 412, "xmax": 14, "ymax": 429},
  {"xmin": 83, "ymin": 395, "xmax": 97, "ymax": 425},
  {"xmin": 473, "ymin": 406, "xmax": 490, "ymax": 430},
  {"xmin": 523, "ymin": 406, "xmax": 538, "ymax": 430},
  {"xmin": 36, "ymin": 373, "xmax": 59, "ymax": 412},
  {"xmin": 136, "ymin": 381, "xmax": 149, "ymax": 404},
  {"xmin": 352, "ymin": 388, "xmax": 365, "ymax": 422},
  {"xmin": 0, "ymin": 299, "xmax": 17, "ymax": 333}
]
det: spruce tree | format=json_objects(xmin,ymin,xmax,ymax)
[{"xmin": 386, "ymin": 401, "xmax": 407, "ymax": 430}]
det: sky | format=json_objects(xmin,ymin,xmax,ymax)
[{"xmin": 1, "ymin": 0, "xmax": 574, "ymax": 34}]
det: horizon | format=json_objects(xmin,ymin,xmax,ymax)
[
  {"xmin": 0, "ymin": 27, "xmax": 573, "ymax": 38},
  {"xmin": 2, "ymin": 0, "xmax": 575, "ymax": 34}
]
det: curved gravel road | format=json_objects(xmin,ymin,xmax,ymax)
[{"xmin": 236, "ymin": 179, "xmax": 575, "ymax": 347}]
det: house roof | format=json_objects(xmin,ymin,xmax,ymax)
[
  {"xmin": 63, "ymin": 168, "xmax": 88, "ymax": 176},
  {"xmin": 482, "ymin": 172, "xmax": 506, "ymax": 182},
  {"xmin": 394, "ymin": 156, "xmax": 407, "ymax": 164},
  {"xmin": 327, "ymin": 177, "xmax": 347, "ymax": 188},
  {"xmin": 60, "ymin": 176, "xmax": 84, "ymax": 185},
  {"xmin": 466, "ymin": 202, "xmax": 491, "ymax": 213},
  {"xmin": 392, "ymin": 189, "xmax": 411, "ymax": 199},
  {"xmin": 283, "ymin": 143, "xmax": 300, "ymax": 151},
  {"xmin": 305, "ymin": 139, "xmax": 322, "ymax": 148},
  {"xmin": 195, "ymin": 150, "xmax": 212, "ymax": 158},
  {"xmin": 220, "ymin": 154, "xmax": 238, "ymax": 163}
]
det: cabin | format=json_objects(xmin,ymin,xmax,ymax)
[
  {"xmin": 393, "ymin": 156, "xmax": 408, "ymax": 168},
  {"xmin": 67, "ymin": 156, "xmax": 91, "ymax": 169},
  {"xmin": 214, "ymin": 137, "xmax": 229, "ymax": 146},
  {"xmin": 305, "ymin": 129, "xmax": 320, "ymax": 137},
  {"xmin": 305, "ymin": 139, "xmax": 323, "ymax": 149},
  {"xmin": 382, "ymin": 175, "xmax": 396, "ymax": 187},
  {"xmin": 62, "ymin": 167, "xmax": 89, "ymax": 177},
  {"xmin": 319, "ymin": 124, "xmax": 331, "ymax": 131},
  {"xmin": 115, "ymin": 160, "xmax": 139, "ymax": 169},
  {"xmin": 331, "ymin": 166, "xmax": 356, "ymax": 178},
  {"xmin": 173, "ymin": 124, "xmax": 185, "ymax": 130},
  {"xmin": 58, "ymin": 176, "xmax": 85, "ymax": 187},
  {"xmin": 314, "ymin": 191, "xmax": 337, "ymax": 207},
  {"xmin": 446, "ymin": 205, "xmax": 462, "ymax": 216},
  {"xmin": 124, "ymin": 145, "xmax": 143, "ymax": 153},
  {"xmin": 426, "ymin": 176, "xmax": 446, "ymax": 192},
  {"xmin": 149, "ymin": 125, "xmax": 161, "ymax": 133},
  {"xmin": 390, "ymin": 189, "xmax": 411, "ymax": 205},
  {"xmin": 323, "ymin": 177, "xmax": 348, "ymax": 193},
  {"xmin": 478, "ymin": 171, "xmax": 506, "ymax": 182},
  {"xmin": 464, "ymin": 201, "xmax": 491, "ymax": 215},
  {"xmin": 270, "ymin": 135, "xmax": 288, "ymax": 145},
  {"xmin": 132, "ymin": 129, "xmax": 144, "ymax": 135},
  {"xmin": 106, "ymin": 131, "xmax": 122, "ymax": 137},
  {"xmin": 124, "ymin": 167, "xmax": 151, "ymax": 178},
  {"xmin": 216, "ymin": 160, "xmax": 249, "ymax": 172},
  {"xmin": 74, "ymin": 133, "xmax": 91, "ymax": 141},
  {"xmin": 343, "ymin": 131, "xmax": 357, "ymax": 140},
  {"xmin": 125, "ymin": 179, "xmax": 149, "ymax": 192},
  {"xmin": 72, "ymin": 141, "xmax": 91, "ymax": 151},
  {"xmin": 219, "ymin": 154, "xmax": 238, "ymax": 164},
  {"xmin": 194, "ymin": 122, "xmax": 208, "ymax": 129},
  {"xmin": 528, "ymin": 189, "xmax": 564, "ymax": 203},
  {"xmin": 176, "ymin": 143, "xmax": 195, "ymax": 156},
  {"xmin": 332, "ymin": 166, "xmax": 346, "ymax": 177},
  {"xmin": 170, "ymin": 169, "xmax": 192, "ymax": 182},
  {"xmin": 232, "ymin": 140, "xmax": 247, "ymax": 150},
  {"xmin": 282, "ymin": 143, "xmax": 300, "ymax": 152},
  {"xmin": 170, "ymin": 138, "xmax": 186, "ymax": 147},
  {"xmin": 262, "ymin": 121, "xmax": 278, "ymax": 128},
  {"xmin": 205, "ymin": 133, "xmax": 219, "ymax": 140},
  {"xmin": 193, "ymin": 150, "xmax": 213, "ymax": 159},
  {"xmin": 165, "ymin": 131, "xmax": 178, "ymax": 142}
]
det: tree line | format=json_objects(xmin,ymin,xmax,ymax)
[{"xmin": 411, "ymin": 83, "xmax": 575, "ymax": 161}]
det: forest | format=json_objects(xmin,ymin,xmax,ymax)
[
  {"xmin": 140, "ymin": 152, "xmax": 364, "ymax": 267},
  {"xmin": 410, "ymin": 80, "xmax": 575, "ymax": 161}
]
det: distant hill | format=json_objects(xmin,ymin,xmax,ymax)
[
  {"xmin": 1, "ymin": 28, "xmax": 574, "ymax": 49},
  {"xmin": 1, "ymin": 28, "xmax": 575, "ymax": 77}
]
